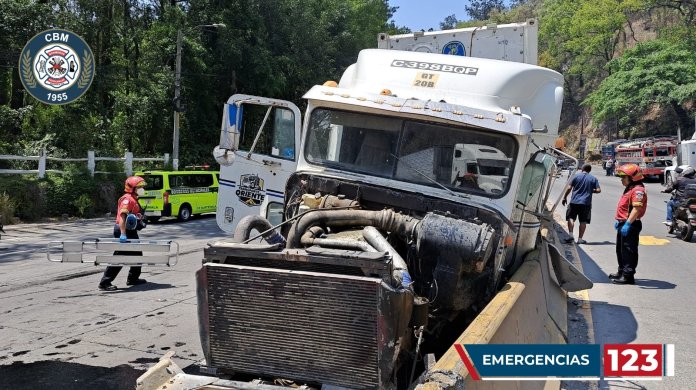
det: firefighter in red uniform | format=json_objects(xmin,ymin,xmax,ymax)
[
  {"xmin": 98, "ymin": 176, "xmax": 148, "ymax": 291},
  {"xmin": 610, "ymin": 164, "xmax": 647, "ymax": 285}
]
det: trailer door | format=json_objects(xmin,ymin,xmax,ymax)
[{"xmin": 215, "ymin": 95, "xmax": 301, "ymax": 235}]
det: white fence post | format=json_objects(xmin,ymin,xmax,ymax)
[
  {"xmin": 1, "ymin": 151, "xmax": 162, "ymax": 177},
  {"xmin": 38, "ymin": 149, "xmax": 46, "ymax": 178},
  {"xmin": 87, "ymin": 151, "xmax": 95, "ymax": 176},
  {"xmin": 125, "ymin": 151, "xmax": 133, "ymax": 176},
  {"xmin": 164, "ymin": 153, "xmax": 170, "ymax": 167}
]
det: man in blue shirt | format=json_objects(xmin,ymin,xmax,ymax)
[{"xmin": 562, "ymin": 164, "xmax": 601, "ymax": 244}]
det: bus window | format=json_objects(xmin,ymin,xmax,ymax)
[
  {"xmin": 139, "ymin": 174, "xmax": 163, "ymax": 190},
  {"xmin": 655, "ymin": 148, "xmax": 670, "ymax": 157}
]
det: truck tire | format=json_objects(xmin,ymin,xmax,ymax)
[
  {"xmin": 680, "ymin": 224, "xmax": 694, "ymax": 242},
  {"xmin": 665, "ymin": 173, "xmax": 673, "ymax": 187},
  {"xmin": 178, "ymin": 204, "xmax": 192, "ymax": 222}
]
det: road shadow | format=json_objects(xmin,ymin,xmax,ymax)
[
  {"xmin": 579, "ymin": 241, "xmax": 613, "ymax": 246},
  {"xmin": 569, "ymin": 244, "xmax": 639, "ymax": 340},
  {"xmin": 634, "ymin": 278, "xmax": 676, "ymax": 290},
  {"xmin": 574, "ymin": 245, "xmax": 615, "ymax": 284},
  {"xmin": 0, "ymin": 360, "xmax": 145, "ymax": 390},
  {"xmin": 1, "ymin": 241, "xmax": 62, "ymax": 264},
  {"xmin": 99, "ymin": 281, "xmax": 175, "ymax": 294},
  {"xmin": 574, "ymin": 245, "xmax": 677, "ymax": 290},
  {"xmin": 588, "ymin": 300, "xmax": 638, "ymax": 344},
  {"xmin": 148, "ymin": 213, "xmax": 216, "ymax": 225}
]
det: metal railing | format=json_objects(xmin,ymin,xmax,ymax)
[{"xmin": 0, "ymin": 150, "xmax": 170, "ymax": 178}]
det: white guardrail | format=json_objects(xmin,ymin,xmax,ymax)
[
  {"xmin": 0, "ymin": 150, "xmax": 169, "ymax": 178},
  {"xmin": 47, "ymin": 239, "xmax": 180, "ymax": 267}
]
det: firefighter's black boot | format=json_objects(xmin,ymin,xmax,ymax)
[{"xmin": 612, "ymin": 274, "xmax": 635, "ymax": 285}]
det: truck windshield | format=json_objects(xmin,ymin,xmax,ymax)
[{"xmin": 305, "ymin": 108, "xmax": 517, "ymax": 197}]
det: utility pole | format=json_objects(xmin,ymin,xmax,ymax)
[
  {"xmin": 173, "ymin": 29, "xmax": 182, "ymax": 171},
  {"xmin": 578, "ymin": 112, "xmax": 586, "ymax": 167},
  {"xmin": 171, "ymin": 25, "xmax": 224, "ymax": 171}
]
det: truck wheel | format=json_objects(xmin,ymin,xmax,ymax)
[
  {"xmin": 178, "ymin": 204, "xmax": 192, "ymax": 222},
  {"xmin": 680, "ymin": 224, "xmax": 694, "ymax": 242},
  {"xmin": 665, "ymin": 174, "xmax": 673, "ymax": 187},
  {"xmin": 147, "ymin": 216, "xmax": 161, "ymax": 223}
]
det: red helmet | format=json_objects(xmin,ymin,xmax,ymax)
[
  {"xmin": 616, "ymin": 163, "xmax": 644, "ymax": 181},
  {"xmin": 124, "ymin": 176, "xmax": 146, "ymax": 193}
]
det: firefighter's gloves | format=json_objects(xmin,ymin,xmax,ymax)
[
  {"xmin": 562, "ymin": 198, "xmax": 568, "ymax": 207},
  {"xmin": 614, "ymin": 221, "xmax": 619, "ymax": 231},
  {"xmin": 620, "ymin": 221, "xmax": 632, "ymax": 237},
  {"xmin": 119, "ymin": 233, "xmax": 128, "ymax": 243}
]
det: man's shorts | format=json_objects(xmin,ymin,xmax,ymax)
[{"xmin": 566, "ymin": 203, "xmax": 592, "ymax": 223}]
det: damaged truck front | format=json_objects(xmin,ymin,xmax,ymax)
[{"xmin": 138, "ymin": 21, "xmax": 591, "ymax": 390}]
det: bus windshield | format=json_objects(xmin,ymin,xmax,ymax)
[{"xmin": 304, "ymin": 108, "xmax": 517, "ymax": 197}]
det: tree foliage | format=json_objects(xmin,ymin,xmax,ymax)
[
  {"xmin": 2, "ymin": 0, "xmax": 696, "ymax": 166},
  {"xmin": 440, "ymin": 14, "xmax": 459, "ymax": 30},
  {"xmin": 0, "ymin": 0, "xmax": 394, "ymax": 166},
  {"xmin": 584, "ymin": 39, "xmax": 696, "ymax": 136},
  {"xmin": 538, "ymin": 0, "xmax": 645, "ymax": 79},
  {"xmin": 465, "ymin": 0, "xmax": 506, "ymax": 21}
]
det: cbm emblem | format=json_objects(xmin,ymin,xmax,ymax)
[
  {"xmin": 236, "ymin": 174, "xmax": 266, "ymax": 207},
  {"xmin": 18, "ymin": 29, "xmax": 95, "ymax": 105}
]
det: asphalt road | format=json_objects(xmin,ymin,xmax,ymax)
[
  {"xmin": 0, "ymin": 215, "xmax": 225, "ymax": 389},
  {"xmin": 551, "ymin": 169, "xmax": 695, "ymax": 390},
  {"xmin": 1, "ymin": 174, "xmax": 693, "ymax": 390}
]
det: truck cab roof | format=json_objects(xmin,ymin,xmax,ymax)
[{"xmin": 310, "ymin": 49, "xmax": 563, "ymax": 135}]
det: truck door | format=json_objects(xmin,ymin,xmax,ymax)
[
  {"xmin": 510, "ymin": 150, "xmax": 557, "ymax": 270},
  {"xmin": 214, "ymin": 95, "xmax": 301, "ymax": 235}
]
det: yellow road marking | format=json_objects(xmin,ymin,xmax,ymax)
[{"xmin": 639, "ymin": 236, "xmax": 670, "ymax": 246}]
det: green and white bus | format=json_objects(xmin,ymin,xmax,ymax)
[{"xmin": 135, "ymin": 170, "xmax": 219, "ymax": 222}]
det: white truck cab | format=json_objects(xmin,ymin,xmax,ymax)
[
  {"xmin": 135, "ymin": 20, "xmax": 591, "ymax": 390},
  {"xmin": 664, "ymin": 134, "xmax": 696, "ymax": 186},
  {"xmin": 215, "ymin": 45, "xmax": 563, "ymax": 232}
]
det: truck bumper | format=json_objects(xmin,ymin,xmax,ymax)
[{"xmin": 136, "ymin": 353, "xmax": 299, "ymax": 390}]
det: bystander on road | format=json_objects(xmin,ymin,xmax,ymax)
[{"xmin": 552, "ymin": 165, "xmax": 694, "ymax": 389}]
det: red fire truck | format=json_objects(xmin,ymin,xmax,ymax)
[{"xmin": 614, "ymin": 136, "xmax": 678, "ymax": 180}]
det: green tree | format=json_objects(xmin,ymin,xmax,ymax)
[
  {"xmin": 584, "ymin": 39, "xmax": 696, "ymax": 136},
  {"xmin": 1, "ymin": 0, "xmax": 397, "ymax": 169},
  {"xmin": 440, "ymin": 14, "xmax": 458, "ymax": 30},
  {"xmin": 465, "ymin": 0, "xmax": 506, "ymax": 21},
  {"xmin": 539, "ymin": 0, "xmax": 644, "ymax": 79}
]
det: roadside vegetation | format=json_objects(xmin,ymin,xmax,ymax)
[{"xmin": 1, "ymin": 0, "xmax": 695, "ymax": 222}]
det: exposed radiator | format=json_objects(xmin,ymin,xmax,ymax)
[{"xmin": 197, "ymin": 263, "xmax": 412, "ymax": 390}]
